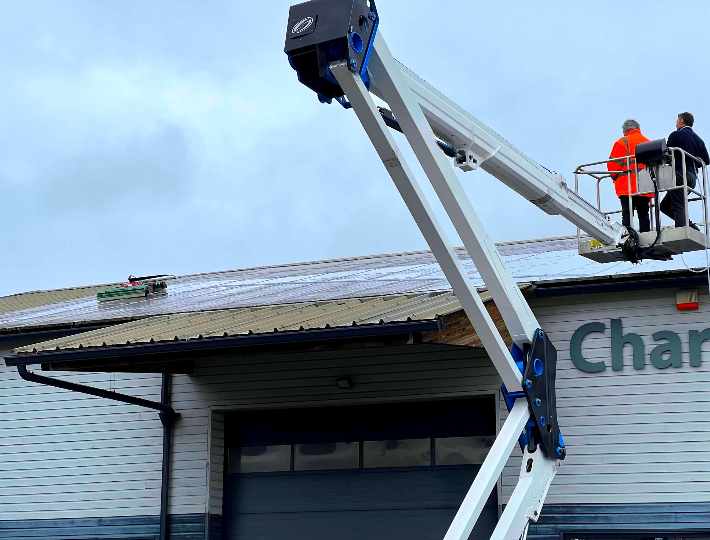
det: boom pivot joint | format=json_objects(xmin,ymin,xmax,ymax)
[{"xmin": 502, "ymin": 330, "xmax": 566, "ymax": 460}]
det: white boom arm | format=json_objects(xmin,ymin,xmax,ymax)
[
  {"xmin": 331, "ymin": 30, "xmax": 568, "ymax": 540},
  {"xmin": 368, "ymin": 46, "xmax": 626, "ymax": 247},
  {"xmin": 286, "ymin": 3, "xmax": 573, "ymax": 537},
  {"xmin": 330, "ymin": 32, "xmax": 563, "ymax": 540}
]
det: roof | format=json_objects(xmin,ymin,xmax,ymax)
[
  {"xmin": 2, "ymin": 235, "xmax": 707, "ymax": 334},
  {"xmin": 12, "ymin": 292, "xmax": 461, "ymax": 355},
  {"xmin": 0, "ymin": 284, "xmax": 109, "ymax": 315}
]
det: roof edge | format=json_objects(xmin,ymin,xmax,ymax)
[
  {"xmin": 0, "ymin": 325, "xmax": 110, "ymax": 345},
  {"xmin": 532, "ymin": 272, "xmax": 708, "ymax": 297},
  {"xmin": 4, "ymin": 319, "xmax": 442, "ymax": 366}
]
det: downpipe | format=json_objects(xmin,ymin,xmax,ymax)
[
  {"xmin": 159, "ymin": 374, "xmax": 178, "ymax": 540},
  {"xmin": 16, "ymin": 365, "xmax": 180, "ymax": 540}
]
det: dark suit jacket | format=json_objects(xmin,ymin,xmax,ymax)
[{"xmin": 667, "ymin": 126, "xmax": 710, "ymax": 174}]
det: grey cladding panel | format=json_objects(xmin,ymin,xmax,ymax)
[
  {"xmin": 0, "ymin": 364, "xmax": 163, "ymax": 520},
  {"xmin": 501, "ymin": 289, "xmax": 710, "ymax": 505}
]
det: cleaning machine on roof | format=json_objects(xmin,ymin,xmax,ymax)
[
  {"xmin": 96, "ymin": 275, "xmax": 168, "ymax": 302},
  {"xmin": 283, "ymin": 1, "xmax": 708, "ymax": 539}
]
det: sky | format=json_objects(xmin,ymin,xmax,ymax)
[{"xmin": 1, "ymin": 0, "xmax": 709, "ymax": 297}]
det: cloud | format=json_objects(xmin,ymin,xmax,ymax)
[
  {"xmin": 1, "ymin": 0, "xmax": 709, "ymax": 297},
  {"xmin": 32, "ymin": 124, "xmax": 195, "ymax": 215}
]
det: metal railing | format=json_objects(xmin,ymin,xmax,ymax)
[{"xmin": 573, "ymin": 147, "xmax": 708, "ymax": 247}]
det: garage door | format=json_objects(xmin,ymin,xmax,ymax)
[{"xmin": 222, "ymin": 397, "xmax": 498, "ymax": 540}]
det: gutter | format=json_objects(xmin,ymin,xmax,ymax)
[
  {"xmin": 532, "ymin": 274, "xmax": 709, "ymax": 298},
  {"xmin": 16, "ymin": 365, "xmax": 179, "ymax": 540},
  {"xmin": 5, "ymin": 319, "xmax": 442, "ymax": 367}
]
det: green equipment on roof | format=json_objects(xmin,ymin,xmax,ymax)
[{"xmin": 96, "ymin": 275, "xmax": 168, "ymax": 302}]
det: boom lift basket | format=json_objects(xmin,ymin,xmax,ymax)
[{"xmin": 575, "ymin": 142, "xmax": 709, "ymax": 263}]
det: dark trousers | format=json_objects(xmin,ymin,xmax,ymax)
[
  {"xmin": 660, "ymin": 169, "xmax": 697, "ymax": 227},
  {"xmin": 619, "ymin": 195, "xmax": 651, "ymax": 232}
]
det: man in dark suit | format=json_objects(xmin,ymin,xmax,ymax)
[{"xmin": 660, "ymin": 112, "xmax": 710, "ymax": 229}]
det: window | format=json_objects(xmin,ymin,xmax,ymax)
[
  {"xmin": 363, "ymin": 438, "xmax": 430, "ymax": 468},
  {"xmin": 228, "ymin": 445, "xmax": 291, "ymax": 474},
  {"xmin": 227, "ymin": 437, "xmax": 497, "ymax": 474},
  {"xmin": 294, "ymin": 442, "xmax": 359, "ymax": 471},
  {"xmin": 225, "ymin": 396, "xmax": 497, "ymax": 474},
  {"xmin": 435, "ymin": 436, "xmax": 495, "ymax": 466}
]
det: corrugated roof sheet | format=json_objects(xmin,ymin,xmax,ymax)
[
  {"xmin": 13, "ymin": 292, "xmax": 462, "ymax": 354},
  {"xmin": 1, "ymin": 235, "xmax": 707, "ymax": 332},
  {"xmin": 0, "ymin": 285, "xmax": 108, "ymax": 315}
]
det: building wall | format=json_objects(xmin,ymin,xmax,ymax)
[
  {"xmin": 2, "ymin": 283, "xmax": 710, "ymax": 538},
  {"xmin": 163, "ymin": 285, "xmax": 710, "ymax": 517},
  {"xmin": 168, "ymin": 344, "xmax": 501, "ymax": 518},
  {"xmin": 0, "ymin": 340, "xmax": 500, "ymax": 533},
  {"xmin": 501, "ymin": 287, "xmax": 710, "ymax": 506},
  {"xmin": 0, "ymin": 342, "xmax": 164, "ymax": 522}
]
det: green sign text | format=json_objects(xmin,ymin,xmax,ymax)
[{"xmin": 570, "ymin": 319, "xmax": 710, "ymax": 373}]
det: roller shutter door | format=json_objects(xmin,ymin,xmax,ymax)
[{"xmin": 223, "ymin": 397, "xmax": 498, "ymax": 540}]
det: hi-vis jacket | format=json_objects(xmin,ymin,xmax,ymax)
[{"xmin": 607, "ymin": 129, "xmax": 653, "ymax": 197}]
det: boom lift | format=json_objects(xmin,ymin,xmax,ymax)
[{"xmin": 283, "ymin": 1, "xmax": 709, "ymax": 538}]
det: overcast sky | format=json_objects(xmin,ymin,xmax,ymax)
[{"xmin": 1, "ymin": 0, "xmax": 709, "ymax": 297}]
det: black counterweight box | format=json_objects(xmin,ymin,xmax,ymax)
[{"xmin": 285, "ymin": 0, "xmax": 378, "ymax": 101}]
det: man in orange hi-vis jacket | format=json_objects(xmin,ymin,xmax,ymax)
[{"xmin": 607, "ymin": 119, "xmax": 653, "ymax": 232}]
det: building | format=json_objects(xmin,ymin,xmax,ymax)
[{"xmin": 1, "ymin": 236, "xmax": 709, "ymax": 540}]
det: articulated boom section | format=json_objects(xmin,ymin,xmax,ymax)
[
  {"xmin": 284, "ymin": 1, "xmax": 567, "ymax": 538},
  {"xmin": 368, "ymin": 64, "xmax": 626, "ymax": 247}
]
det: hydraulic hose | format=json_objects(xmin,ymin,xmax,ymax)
[{"xmin": 378, "ymin": 106, "xmax": 456, "ymax": 158}]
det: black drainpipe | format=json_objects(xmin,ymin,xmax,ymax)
[
  {"xmin": 16, "ymin": 365, "xmax": 180, "ymax": 540},
  {"xmin": 159, "ymin": 374, "xmax": 177, "ymax": 540}
]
